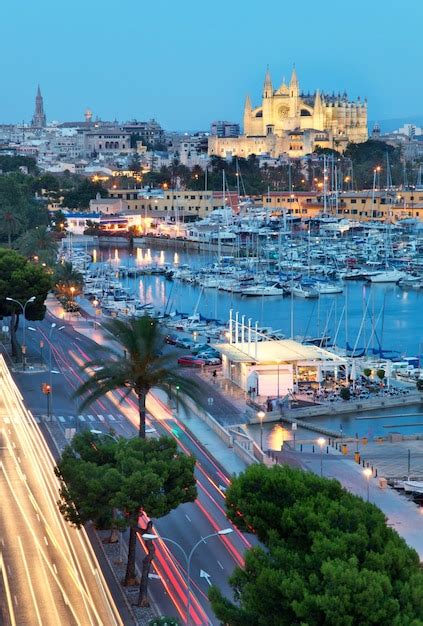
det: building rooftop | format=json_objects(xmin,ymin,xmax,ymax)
[{"xmin": 214, "ymin": 339, "xmax": 345, "ymax": 365}]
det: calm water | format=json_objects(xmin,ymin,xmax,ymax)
[
  {"xmin": 92, "ymin": 244, "xmax": 423, "ymax": 439},
  {"xmin": 94, "ymin": 244, "xmax": 423, "ymax": 357}
]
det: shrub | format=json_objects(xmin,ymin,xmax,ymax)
[{"xmin": 340, "ymin": 386, "xmax": 351, "ymax": 401}]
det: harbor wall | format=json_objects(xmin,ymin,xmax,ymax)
[
  {"xmin": 134, "ymin": 236, "xmax": 237, "ymax": 255},
  {"xmin": 247, "ymin": 392, "xmax": 423, "ymax": 424}
]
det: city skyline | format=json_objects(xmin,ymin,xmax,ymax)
[{"xmin": 1, "ymin": 0, "xmax": 422, "ymax": 129}]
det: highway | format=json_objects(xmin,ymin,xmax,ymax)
[
  {"xmin": 14, "ymin": 314, "xmax": 254, "ymax": 625},
  {"xmin": 0, "ymin": 354, "xmax": 123, "ymax": 626}
]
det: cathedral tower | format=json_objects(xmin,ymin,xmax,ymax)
[{"xmin": 31, "ymin": 85, "xmax": 46, "ymax": 128}]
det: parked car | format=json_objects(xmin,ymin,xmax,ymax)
[
  {"xmin": 197, "ymin": 350, "xmax": 221, "ymax": 360},
  {"xmin": 175, "ymin": 338, "xmax": 195, "ymax": 349},
  {"xmin": 165, "ymin": 334, "xmax": 178, "ymax": 345},
  {"xmin": 203, "ymin": 357, "xmax": 221, "ymax": 366},
  {"xmin": 177, "ymin": 355, "xmax": 206, "ymax": 367},
  {"xmin": 191, "ymin": 343, "xmax": 211, "ymax": 355}
]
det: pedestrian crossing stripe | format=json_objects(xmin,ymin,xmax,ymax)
[
  {"xmin": 107, "ymin": 414, "xmax": 115, "ymax": 421},
  {"xmin": 87, "ymin": 415, "xmax": 96, "ymax": 422},
  {"xmin": 78, "ymin": 415, "xmax": 85, "ymax": 422},
  {"xmin": 3, "ymin": 414, "xmax": 125, "ymax": 424},
  {"xmin": 58, "ymin": 415, "xmax": 66, "ymax": 422},
  {"xmin": 98, "ymin": 414, "xmax": 105, "ymax": 422}
]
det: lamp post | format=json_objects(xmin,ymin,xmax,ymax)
[
  {"xmin": 48, "ymin": 323, "xmax": 65, "ymax": 417},
  {"xmin": 317, "ymin": 436, "xmax": 326, "ymax": 477},
  {"xmin": 257, "ymin": 410, "xmax": 265, "ymax": 450},
  {"xmin": 175, "ymin": 384, "xmax": 180, "ymax": 415},
  {"xmin": 142, "ymin": 528, "xmax": 233, "ymax": 626},
  {"xmin": 276, "ymin": 359, "xmax": 281, "ymax": 399},
  {"xmin": 363, "ymin": 467, "xmax": 372, "ymax": 502},
  {"xmin": 6, "ymin": 296, "xmax": 36, "ymax": 370}
]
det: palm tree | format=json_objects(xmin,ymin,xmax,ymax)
[
  {"xmin": 54, "ymin": 261, "xmax": 84, "ymax": 297},
  {"xmin": 14, "ymin": 226, "xmax": 58, "ymax": 265},
  {"xmin": 0, "ymin": 206, "xmax": 24, "ymax": 247},
  {"xmin": 74, "ymin": 316, "xmax": 199, "ymax": 438}
]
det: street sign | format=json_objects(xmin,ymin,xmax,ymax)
[{"xmin": 292, "ymin": 422, "xmax": 297, "ymax": 431}]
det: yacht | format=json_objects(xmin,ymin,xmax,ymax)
[
  {"xmin": 240, "ymin": 284, "xmax": 283, "ymax": 297},
  {"xmin": 368, "ymin": 269, "xmax": 406, "ymax": 283},
  {"xmin": 289, "ymin": 283, "xmax": 319, "ymax": 299},
  {"xmin": 314, "ymin": 282, "xmax": 343, "ymax": 295}
]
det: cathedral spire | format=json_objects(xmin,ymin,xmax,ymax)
[
  {"xmin": 263, "ymin": 67, "xmax": 273, "ymax": 98},
  {"xmin": 314, "ymin": 89, "xmax": 323, "ymax": 112},
  {"xmin": 289, "ymin": 65, "xmax": 299, "ymax": 97},
  {"xmin": 32, "ymin": 85, "xmax": 46, "ymax": 128},
  {"xmin": 244, "ymin": 94, "xmax": 252, "ymax": 112}
]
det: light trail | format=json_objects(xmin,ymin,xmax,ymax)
[{"xmin": 0, "ymin": 356, "xmax": 123, "ymax": 626}]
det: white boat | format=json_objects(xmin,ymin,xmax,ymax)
[
  {"xmin": 315, "ymin": 282, "xmax": 343, "ymax": 295},
  {"xmin": 368, "ymin": 270, "xmax": 406, "ymax": 283},
  {"xmin": 289, "ymin": 283, "xmax": 319, "ymax": 299},
  {"xmin": 403, "ymin": 481, "xmax": 423, "ymax": 494},
  {"xmin": 241, "ymin": 284, "xmax": 283, "ymax": 297}
]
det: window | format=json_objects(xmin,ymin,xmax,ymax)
[{"xmin": 350, "ymin": 199, "xmax": 356, "ymax": 204}]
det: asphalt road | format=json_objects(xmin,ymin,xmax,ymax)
[
  {"xmin": 0, "ymin": 354, "xmax": 123, "ymax": 626},
  {"xmin": 12, "ymin": 314, "xmax": 255, "ymax": 625}
]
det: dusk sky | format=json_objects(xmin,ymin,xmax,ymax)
[{"xmin": 1, "ymin": 0, "xmax": 422, "ymax": 129}]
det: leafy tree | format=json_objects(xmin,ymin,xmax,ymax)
[
  {"xmin": 74, "ymin": 316, "xmax": 199, "ymax": 438},
  {"xmin": 0, "ymin": 205, "xmax": 24, "ymax": 246},
  {"xmin": 0, "ymin": 155, "xmax": 38, "ymax": 174},
  {"xmin": 129, "ymin": 152, "xmax": 141, "ymax": 173},
  {"xmin": 55, "ymin": 432, "xmax": 197, "ymax": 605},
  {"xmin": 340, "ymin": 386, "xmax": 351, "ymax": 400},
  {"xmin": 54, "ymin": 261, "xmax": 84, "ymax": 297},
  {"xmin": 344, "ymin": 140, "xmax": 402, "ymax": 189},
  {"xmin": 14, "ymin": 226, "xmax": 58, "ymax": 266},
  {"xmin": 210, "ymin": 464, "xmax": 423, "ymax": 626},
  {"xmin": 61, "ymin": 178, "xmax": 108, "ymax": 210},
  {"xmin": 376, "ymin": 368, "xmax": 385, "ymax": 381},
  {"xmin": 0, "ymin": 249, "xmax": 51, "ymax": 355},
  {"xmin": 417, "ymin": 379, "xmax": 423, "ymax": 392},
  {"xmin": 363, "ymin": 367, "xmax": 372, "ymax": 377}
]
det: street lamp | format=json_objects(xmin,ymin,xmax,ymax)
[
  {"xmin": 317, "ymin": 436, "xmax": 326, "ymax": 477},
  {"xmin": 276, "ymin": 359, "xmax": 281, "ymax": 399},
  {"xmin": 257, "ymin": 410, "xmax": 265, "ymax": 450},
  {"xmin": 175, "ymin": 384, "xmax": 180, "ymax": 414},
  {"xmin": 6, "ymin": 296, "xmax": 36, "ymax": 370},
  {"xmin": 142, "ymin": 528, "xmax": 233, "ymax": 626},
  {"xmin": 363, "ymin": 467, "xmax": 372, "ymax": 502}
]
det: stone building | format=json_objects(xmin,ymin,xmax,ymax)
[{"xmin": 209, "ymin": 67, "xmax": 368, "ymax": 159}]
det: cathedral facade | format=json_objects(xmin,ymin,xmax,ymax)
[{"xmin": 208, "ymin": 68, "xmax": 368, "ymax": 159}]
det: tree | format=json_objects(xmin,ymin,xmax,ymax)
[
  {"xmin": 55, "ymin": 432, "xmax": 196, "ymax": 605},
  {"xmin": 14, "ymin": 226, "xmax": 58, "ymax": 266},
  {"xmin": 417, "ymin": 379, "xmax": 423, "ymax": 392},
  {"xmin": 376, "ymin": 368, "xmax": 385, "ymax": 381},
  {"xmin": 210, "ymin": 464, "xmax": 423, "ymax": 625},
  {"xmin": 340, "ymin": 386, "xmax": 351, "ymax": 401},
  {"xmin": 54, "ymin": 261, "xmax": 84, "ymax": 298},
  {"xmin": 0, "ymin": 205, "xmax": 24, "ymax": 246},
  {"xmin": 74, "ymin": 316, "xmax": 199, "ymax": 438},
  {"xmin": 0, "ymin": 249, "xmax": 51, "ymax": 356},
  {"xmin": 363, "ymin": 367, "xmax": 372, "ymax": 377},
  {"xmin": 129, "ymin": 152, "xmax": 141, "ymax": 173},
  {"xmin": 61, "ymin": 178, "xmax": 108, "ymax": 210}
]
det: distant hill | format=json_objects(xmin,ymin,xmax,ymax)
[{"xmin": 369, "ymin": 115, "xmax": 423, "ymax": 133}]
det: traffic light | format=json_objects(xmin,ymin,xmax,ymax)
[{"xmin": 41, "ymin": 383, "xmax": 51, "ymax": 395}]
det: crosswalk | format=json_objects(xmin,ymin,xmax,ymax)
[{"xmin": 2, "ymin": 413, "xmax": 127, "ymax": 425}]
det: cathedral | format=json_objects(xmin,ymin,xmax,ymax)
[{"xmin": 208, "ymin": 67, "xmax": 368, "ymax": 159}]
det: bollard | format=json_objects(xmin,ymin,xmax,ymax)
[
  {"xmin": 300, "ymin": 444, "xmax": 303, "ymax": 452},
  {"xmin": 375, "ymin": 468, "xmax": 378, "ymax": 477},
  {"xmin": 326, "ymin": 446, "xmax": 329, "ymax": 454},
  {"xmin": 312, "ymin": 445, "xmax": 315, "ymax": 453}
]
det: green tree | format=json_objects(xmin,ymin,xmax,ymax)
[
  {"xmin": 61, "ymin": 179, "xmax": 108, "ymax": 210},
  {"xmin": 210, "ymin": 464, "xmax": 423, "ymax": 625},
  {"xmin": 54, "ymin": 261, "xmax": 84, "ymax": 298},
  {"xmin": 14, "ymin": 226, "xmax": 58, "ymax": 266},
  {"xmin": 363, "ymin": 367, "xmax": 372, "ymax": 377},
  {"xmin": 55, "ymin": 432, "xmax": 197, "ymax": 605},
  {"xmin": 74, "ymin": 316, "xmax": 199, "ymax": 438},
  {"xmin": 0, "ymin": 249, "xmax": 51, "ymax": 356},
  {"xmin": 376, "ymin": 368, "xmax": 385, "ymax": 381},
  {"xmin": 340, "ymin": 386, "xmax": 351, "ymax": 401},
  {"xmin": 0, "ymin": 205, "xmax": 24, "ymax": 246}
]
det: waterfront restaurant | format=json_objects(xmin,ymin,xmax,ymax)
[{"xmin": 214, "ymin": 311, "xmax": 346, "ymax": 398}]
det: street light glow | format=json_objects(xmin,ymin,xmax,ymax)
[
  {"xmin": 363, "ymin": 468, "xmax": 372, "ymax": 478},
  {"xmin": 317, "ymin": 437, "xmax": 326, "ymax": 447}
]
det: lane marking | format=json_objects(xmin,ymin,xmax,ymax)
[
  {"xmin": 17, "ymin": 536, "xmax": 43, "ymax": 626},
  {"xmin": 217, "ymin": 560, "xmax": 224, "ymax": 570},
  {"xmin": 185, "ymin": 514, "xmax": 191, "ymax": 522}
]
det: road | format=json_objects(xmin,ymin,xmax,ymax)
[
  {"xmin": 12, "ymin": 314, "xmax": 254, "ymax": 625},
  {"xmin": 0, "ymin": 354, "xmax": 123, "ymax": 626}
]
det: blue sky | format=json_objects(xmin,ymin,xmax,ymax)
[{"xmin": 1, "ymin": 0, "xmax": 422, "ymax": 129}]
